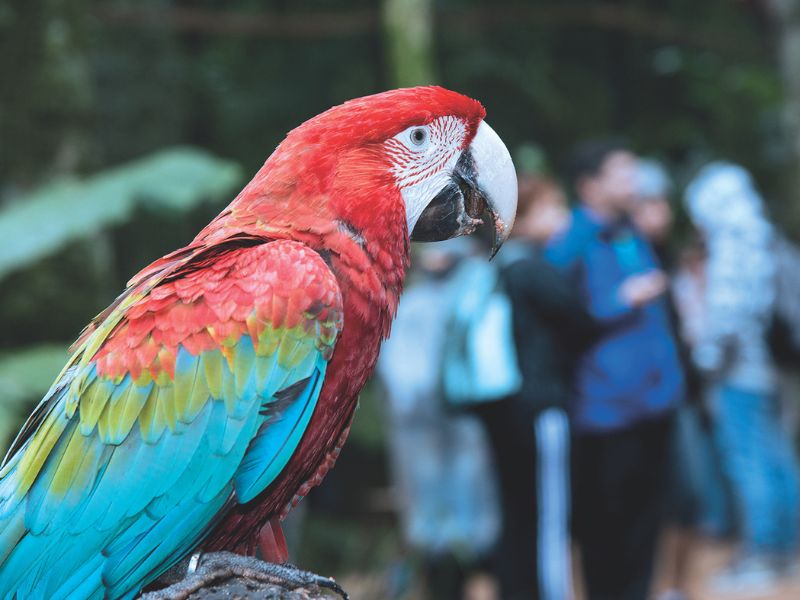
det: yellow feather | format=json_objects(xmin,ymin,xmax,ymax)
[
  {"xmin": 234, "ymin": 345, "xmax": 256, "ymax": 398},
  {"xmin": 157, "ymin": 384, "xmax": 178, "ymax": 432},
  {"xmin": 78, "ymin": 380, "xmax": 112, "ymax": 436},
  {"xmin": 203, "ymin": 348, "xmax": 224, "ymax": 399},
  {"xmin": 16, "ymin": 412, "xmax": 69, "ymax": 496},
  {"xmin": 222, "ymin": 367, "xmax": 237, "ymax": 415},
  {"xmin": 108, "ymin": 384, "xmax": 149, "ymax": 443},
  {"xmin": 177, "ymin": 357, "xmax": 211, "ymax": 422},
  {"xmin": 48, "ymin": 428, "xmax": 92, "ymax": 495},
  {"xmin": 258, "ymin": 324, "xmax": 281, "ymax": 357},
  {"xmin": 138, "ymin": 384, "xmax": 163, "ymax": 443},
  {"xmin": 277, "ymin": 329, "xmax": 302, "ymax": 367}
]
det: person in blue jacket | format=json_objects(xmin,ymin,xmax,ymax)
[{"xmin": 546, "ymin": 140, "xmax": 684, "ymax": 600}]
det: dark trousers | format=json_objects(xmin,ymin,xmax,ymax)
[
  {"xmin": 573, "ymin": 414, "xmax": 674, "ymax": 600},
  {"xmin": 477, "ymin": 402, "xmax": 571, "ymax": 600},
  {"xmin": 424, "ymin": 553, "xmax": 466, "ymax": 600}
]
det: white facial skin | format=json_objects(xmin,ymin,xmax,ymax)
[
  {"xmin": 386, "ymin": 116, "xmax": 468, "ymax": 234},
  {"xmin": 386, "ymin": 119, "xmax": 517, "ymax": 241}
]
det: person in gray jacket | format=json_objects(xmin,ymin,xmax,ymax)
[
  {"xmin": 376, "ymin": 239, "xmax": 500, "ymax": 599},
  {"xmin": 685, "ymin": 162, "xmax": 800, "ymax": 592}
]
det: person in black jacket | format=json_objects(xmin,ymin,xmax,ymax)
[{"xmin": 475, "ymin": 175, "xmax": 597, "ymax": 600}]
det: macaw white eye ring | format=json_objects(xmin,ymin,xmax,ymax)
[{"xmin": 409, "ymin": 126, "xmax": 429, "ymax": 147}]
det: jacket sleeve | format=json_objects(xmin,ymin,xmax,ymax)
[
  {"xmin": 545, "ymin": 229, "xmax": 638, "ymax": 328},
  {"xmin": 587, "ymin": 281, "xmax": 640, "ymax": 326},
  {"xmin": 504, "ymin": 257, "xmax": 599, "ymax": 348}
]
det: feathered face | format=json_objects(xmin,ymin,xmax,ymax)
[
  {"xmin": 384, "ymin": 113, "xmax": 516, "ymax": 255},
  {"xmin": 264, "ymin": 86, "xmax": 517, "ymax": 255}
]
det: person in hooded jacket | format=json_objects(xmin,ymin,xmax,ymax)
[{"xmin": 684, "ymin": 162, "xmax": 800, "ymax": 593}]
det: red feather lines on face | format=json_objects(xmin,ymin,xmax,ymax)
[{"xmin": 387, "ymin": 115, "xmax": 467, "ymax": 190}]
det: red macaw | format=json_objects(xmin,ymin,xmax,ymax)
[{"xmin": 0, "ymin": 86, "xmax": 516, "ymax": 599}]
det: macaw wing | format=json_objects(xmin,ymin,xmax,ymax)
[{"xmin": 0, "ymin": 240, "xmax": 343, "ymax": 600}]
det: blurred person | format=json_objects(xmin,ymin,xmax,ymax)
[
  {"xmin": 630, "ymin": 158, "xmax": 674, "ymax": 252},
  {"xmin": 684, "ymin": 162, "xmax": 800, "ymax": 592},
  {"xmin": 546, "ymin": 140, "xmax": 685, "ymax": 600},
  {"xmin": 633, "ymin": 160, "xmax": 691, "ymax": 600},
  {"xmin": 671, "ymin": 243, "xmax": 706, "ymax": 350},
  {"xmin": 631, "ymin": 164, "xmax": 732, "ymax": 600},
  {"xmin": 472, "ymin": 175, "xmax": 597, "ymax": 600},
  {"xmin": 670, "ymin": 241, "xmax": 736, "ymax": 543},
  {"xmin": 376, "ymin": 239, "xmax": 500, "ymax": 600}
]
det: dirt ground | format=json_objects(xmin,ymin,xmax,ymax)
[
  {"xmin": 338, "ymin": 536, "xmax": 800, "ymax": 599},
  {"xmin": 652, "ymin": 537, "xmax": 800, "ymax": 600}
]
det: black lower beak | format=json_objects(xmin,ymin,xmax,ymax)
[{"xmin": 409, "ymin": 150, "xmax": 487, "ymax": 244}]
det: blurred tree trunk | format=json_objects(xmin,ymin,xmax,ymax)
[
  {"xmin": 382, "ymin": 0, "xmax": 436, "ymax": 86},
  {"xmin": 770, "ymin": 0, "xmax": 800, "ymax": 232}
]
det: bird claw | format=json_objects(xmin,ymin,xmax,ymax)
[{"xmin": 140, "ymin": 551, "xmax": 348, "ymax": 599}]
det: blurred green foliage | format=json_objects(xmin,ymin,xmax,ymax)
[
  {"xmin": 0, "ymin": 344, "xmax": 67, "ymax": 451},
  {"xmin": 0, "ymin": 148, "xmax": 241, "ymax": 281},
  {"xmin": 1, "ymin": 0, "xmax": 786, "ymax": 190}
]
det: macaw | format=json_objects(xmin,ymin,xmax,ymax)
[{"xmin": 0, "ymin": 86, "xmax": 516, "ymax": 599}]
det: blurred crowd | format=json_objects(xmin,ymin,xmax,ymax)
[{"xmin": 376, "ymin": 140, "xmax": 800, "ymax": 600}]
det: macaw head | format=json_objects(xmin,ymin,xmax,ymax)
[{"xmin": 234, "ymin": 86, "xmax": 517, "ymax": 257}]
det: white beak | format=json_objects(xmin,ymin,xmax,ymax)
[
  {"xmin": 408, "ymin": 119, "xmax": 517, "ymax": 257},
  {"xmin": 469, "ymin": 120, "xmax": 517, "ymax": 255}
]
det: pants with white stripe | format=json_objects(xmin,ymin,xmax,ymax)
[{"xmin": 478, "ymin": 404, "xmax": 572, "ymax": 600}]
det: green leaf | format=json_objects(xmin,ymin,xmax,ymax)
[
  {"xmin": 0, "ymin": 344, "xmax": 68, "ymax": 452},
  {"xmin": 0, "ymin": 147, "xmax": 243, "ymax": 281}
]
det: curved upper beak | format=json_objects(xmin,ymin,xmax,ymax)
[
  {"xmin": 409, "ymin": 120, "xmax": 517, "ymax": 258},
  {"xmin": 469, "ymin": 121, "xmax": 517, "ymax": 256}
]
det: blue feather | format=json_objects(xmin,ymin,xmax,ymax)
[
  {"xmin": 0, "ymin": 333, "xmax": 332, "ymax": 598},
  {"xmin": 235, "ymin": 357, "xmax": 327, "ymax": 502}
]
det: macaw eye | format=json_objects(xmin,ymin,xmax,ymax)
[{"xmin": 409, "ymin": 127, "xmax": 429, "ymax": 147}]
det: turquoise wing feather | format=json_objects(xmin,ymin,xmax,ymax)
[{"xmin": 0, "ymin": 240, "xmax": 343, "ymax": 599}]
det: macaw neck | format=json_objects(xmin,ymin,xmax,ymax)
[
  {"xmin": 326, "ymin": 218, "xmax": 409, "ymax": 340},
  {"xmin": 194, "ymin": 173, "xmax": 410, "ymax": 337}
]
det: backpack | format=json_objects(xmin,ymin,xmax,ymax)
[
  {"xmin": 768, "ymin": 232, "xmax": 800, "ymax": 365},
  {"xmin": 440, "ymin": 255, "xmax": 523, "ymax": 409}
]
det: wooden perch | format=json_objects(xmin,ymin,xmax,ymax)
[
  {"xmin": 140, "ymin": 576, "xmax": 331, "ymax": 599},
  {"xmin": 137, "ymin": 552, "xmax": 347, "ymax": 600}
]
